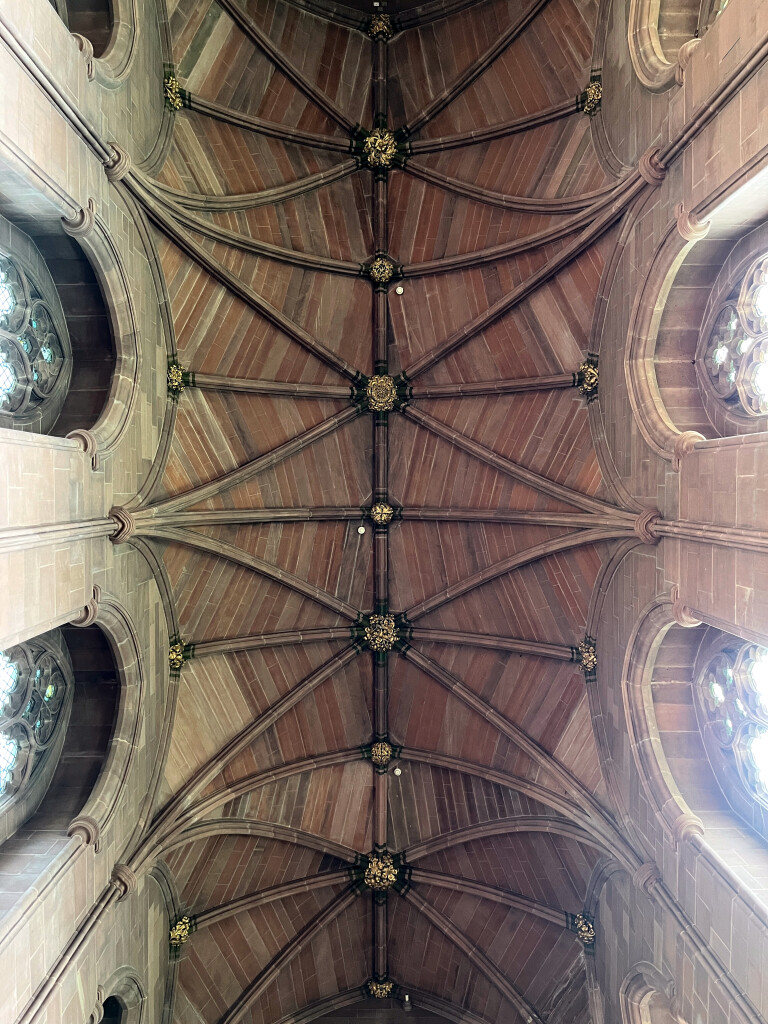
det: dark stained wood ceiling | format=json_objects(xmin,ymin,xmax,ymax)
[{"xmin": 125, "ymin": 0, "xmax": 651, "ymax": 1020}]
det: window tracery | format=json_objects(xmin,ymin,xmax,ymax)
[
  {"xmin": 698, "ymin": 252, "xmax": 768, "ymax": 419},
  {"xmin": 0, "ymin": 637, "xmax": 70, "ymax": 799},
  {"xmin": 0, "ymin": 251, "xmax": 66, "ymax": 420},
  {"xmin": 696, "ymin": 641, "xmax": 768, "ymax": 806}
]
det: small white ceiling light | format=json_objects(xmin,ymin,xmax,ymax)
[
  {"xmin": 358, "ymin": 525, "xmax": 366, "ymax": 534},
  {"xmin": 395, "ymin": 285, "xmax": 404, "ymax": 295},
  {"xmin": 393, "ymin": 766, "xmax": 402, "ymax": 776}
]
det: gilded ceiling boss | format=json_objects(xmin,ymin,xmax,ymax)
[{"xmin": 0, "ymin": 0, "xmax": 765, "ymax": 1022}]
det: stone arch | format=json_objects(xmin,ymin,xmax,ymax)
[
  {"xmin": 56, "ymin": 205, "xmax": 140, "ymax": 467},
  {"xmin": 620, "ymin": 964, "xmax": 686, "ymax": 1024},
  {"xmin": 67, "ymin": 594, "xmax": 145, "ymax": 848},
  {"xmin": 99, "ymin": 968, "xmax": 146, "ymax": 1024},
  {"xmin": 623, "ymin": 599, "xmax": 768, "ymax": 919},
  {"xmin": 628, "ymin": 0, "xmax": 701, "ymax": 92},
  {"xmin": 626, "ymin": 166, "xmax": 768, "ymax": 465}
]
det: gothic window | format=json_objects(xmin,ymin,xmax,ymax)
[
  {"xmin": 696, "ymin": 641, "xmax": 768, "ymax": 807},
  {"xmin": 0, "ymin": 250, "xmax": 67, "ymax": 422},
  {"xmin": 698, "ymin": 252, "xmax": 768, "ymax": 418},
  {"xmin": 0, "ymin": 636, "xmax": 71, "ymax": 801}
]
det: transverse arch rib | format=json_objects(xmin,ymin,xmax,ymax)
[{"xmin": 163, "ymin": 818, "xmax": 358, "ymax": 862}]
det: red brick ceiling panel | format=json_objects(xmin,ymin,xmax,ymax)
[
  {"xmin": 161, "ymin": 393, "xmax": 350, "ymax": 496},
  {"xmin": 176, "ymin": 888, "xmax": 355, "ymax": 1023},
  {"xmin": 390, "ymin": 0, "xmax": 595, "ymax": 132},
  {"xmin": 163, "ymin": 642, "xmax": 357, "ymax": 790},
  {"xmin": 390, "ymin": 418, "xmax": 579, "ymax": 513},
  {"xmin": 171, "ymin": 0, "xmax": 370, "ymax": 134},
  {"xmin": 238, "ymin": 900, "xmax": 372, "ymax": 1024},
  {"xmin": 157, "ymin": 242, "xmax": 355, "ymax": 384},
  {"xmin": 201, "ymin": 701, "xmax": 368, "ymax": 800},
  {"xmin": 387, "ymin": 762, "xmax": 562, "ymax": 851},
  {"xmin": 394, "ymin": 645, "xmax": 600, "ymax": 778},
  {"xmin": 221, "ymin": 761, "xmax": 374, "ymax": 852},
  {"xmin": 186, "ymin": 417, "xmax": 370, "ymax": 511},
  {"xmin": 406, "ymin": 394, "xmax": 603, "ymax": 493},
  {"xmin": 388, "ymin": 520, "xmax": 571, "ymax": 610},
  {"xmin": 386, "ymin": 174, "xmax": 575, "ymax": 267},
  {"xmin": 406, "ymin": 884, "xmax": 585, "ymax": 1012},
  {"xmin": 412, "ymin": 118, "xmax": 605, "ymax": 198},
  {"xmin": 412, "ymin": 553, "xmax": 599, "ymax": 639},
  {"xmin": 201, "ymin": 183, "xmax": 373, "ymax": 261},
  {"xmin": 400, "ymin": 237, "xmax": 613, "ymax": 380},
  {"xmin": 165, "ymin": 835, "xmax": 346, "ymax": 909},
  {"xmin": 158, "ymin": 117, "xmax": 347, "ymax": 194},
  {"xmin": 387, "ymin": 900, "xmax": 520, "ymax": 1021},
  {"xmin": 387, "ymin": 245, "xmax": 600, "ymax": 372},
  {"xmin": 184, "ymin": 522, "xmax": 373, "ymax": 607},
  {"xmin": 166, "ymin": 229, "xmax": 370, "ymax": 351},
  {"xmin": 388, "ymin": 663, "xmax": 547, "ymax": 780},
  {"xmin": 415, "ymin": 832, "xmax": 598, "ymax": 908}
]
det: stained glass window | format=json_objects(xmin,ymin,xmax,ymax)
[
  {"xmin": 697, "ymin": 642, "xmax": 768, "ymax": 804},
  {"xmin": 0, "ymin": 638, "xmax": 69, "ymax": 798},
  {"xmin": 0, "ymin": 252, "xmax": 66, "ymax": 419},
  {"xmin": 699, "ymin": 253, "xmax": 768, "ymax": 418}
]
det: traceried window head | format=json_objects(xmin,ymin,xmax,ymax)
[
  {"xmin": 696, "ymin": 642, "xmax": 768, "ymax": 806},
  {"xmin": 0, "ymin": 637, "xmax": 70, "ymax": 799},
  {"xmin": 0, "ymin": 251, "xmax": 66, "ymax": 421},
  {"xmin": 698, "ymin": 252, "xmax": 768, "ymax": 418}
]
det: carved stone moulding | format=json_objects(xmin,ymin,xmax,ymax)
[
  {"xmin": 370, "ymin": 502, "xmax": 395, "ymax": 525},
  {"xmin": 571, "ymin": 910, "xmax": 596, "ymax": 946},
  {"xmin": 580, "ymin": 77, "xmax": 602, "ymax": 116},
  {"xmin": 578, "ymin": 361, "xmax": 599, "ymax": 396},
  {"xmin": 169, "ymin": 915, "xmax": 193, "ymax": 946},
  {"xmin": 167, "ymin": 361, "xmax": 187, "ymax": 397},
  {"xmin": 367, "ymin": 979, "xmax": 394, "ymax": 999},
  {"xmin": 368, "ymin": 13, "xmax": 394, "ymax": 40},
  {"xmin": 364, "ymin": 852, "xmax": 399, "ymax": 891},
  {"xmin": 364, "ymin": 614, "xmax": 398, "ymax": 652},
  {"xmin": 370, "ymin": 740, "xmax": 393, "ymax": 765},
  {"xmin": 577, "ymin": 636, "xmax": 598, "ymax": 675}
]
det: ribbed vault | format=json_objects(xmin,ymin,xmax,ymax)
[{"xmin": 113, "ymin": 0, "xmax": 661, "ymax": 1021}]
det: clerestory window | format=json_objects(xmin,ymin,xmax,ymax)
[
  {"xmin": 697, "ymin": 641, "xmax": 768, "ymax": 806},
  {"xmin": 0, "ymin": 638, "xmax": 70, "ymax": 800},
  {"xmin": 0, "ymin": 250, "xmax": 67, "ymax": 422},
  {"xmin": 698, "ymin": 252, "xmax": 768, "ymax": 418}
]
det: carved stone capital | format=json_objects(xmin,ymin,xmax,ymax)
[
  {"xmin": 71, "ymin": 32, "xmax": 95, "ymax": 80},
  {"xmin": 675, "ymin": 37, "xmax": 702, "ymax": 85},
  {"xmin": 634, "ymin": 507, "xmax": 662, "ymax": 545},
  {"xmin": 87, "ymin": 986, "xmax": 105, "ymax": 1024},
  {"xmin": 68, "ymin": 813, "xmax": 101, "ymax": 847},
  {"xmin": 632, "ymin": 861, "xmax": 661, "ymax": 895},
  {"xmin": 71, "ymin": 585, "xmax": 101, "ymax": 627},
  {"xmin": 67, "ymin": 428, "xmax": 100, "ymax": 469},
  {"xmin": 110, "ymin": 507, "xmax": 137, "ymax": 543},
  {"xmin": 673, "ymin": 811, "xmax": 705, "ymax": 844},
  {"xmin": 105, "ymin": 144, "xmax": 132, "ymax": 182},
  {"xmin": 671, "ymin": 429, "xmax": 705, "ymax": 470},
  {"xmin": 62, "ymin": 198, "xmax": 95, "ymax": 238},
  {"xmin": 675, "ymin": 202, "xmax": 711, "ymax": 242},
  {"xmin": 671, "ymin": 585, "xmax": 702, "ymax": 628},
  {"xmin": 111, "ymin": 863, "xmax": 138, "ymax": 901},
  {"xmin": 638, "ymin": 146, "xmax": 666, "ymax": 185}
]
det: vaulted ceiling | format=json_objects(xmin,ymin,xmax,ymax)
[{"xmin": 122, "ymin": 0, "xmax": 651, "ymax": 1020}]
